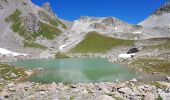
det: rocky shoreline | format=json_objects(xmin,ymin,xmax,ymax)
[
  {"xmin": 0, "ymin": 46, "xmax": 170, "ymax": 100},
  {"xmin": 0, "ymin": 79, "xmax": 170, "ymax": 100}
]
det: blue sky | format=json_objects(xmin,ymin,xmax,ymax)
[{"xmin": 32, "ymin": 0, "xmax": 167, "ymax": 24}]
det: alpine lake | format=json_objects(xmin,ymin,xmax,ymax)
[{"xmin": 10, "ymin": 57, "xmax": 143, "ymax": 83}]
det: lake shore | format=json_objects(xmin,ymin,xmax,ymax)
[
  {"xmin": 0, "ymin": 47, "xmax": 170, "ymax": 99},
  {"xmin": 0, "ymin": 79, "xmax": 170, "ymax": 100}
]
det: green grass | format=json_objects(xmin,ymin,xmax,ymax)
[
  {"xmin": 49, "ymin": 18, "xmax": 67, "ymax": 29},
  {"xmin": 55, "ymin": 52, "xmax": 69, "ymax": 59},
  {"xmin": 71, "ymin": 31, "xmax": 134, "ymax": 53},
  {"xmin": 0, "ymin": 64, "xmax": 26, "ymax": 81},
  {"xmin": 144, "ymin": 38, "xmax": 170, "ymax": 49},
  {"xmin": 69, "ymin": 96, "xmax": 74, "ymax": 100},
  {"xmin": 150, "ymin": 82, "xmax": 167, "ymax": 89},
  {"xmin": 6, "ymin": 9, "xmax": 63, "ymax": 41},
  {"xmin": 131, "ymin": 58, "xmax": 170, "ymax": 75},
  {"xmin": 39, "ymin": 10, "xmax": 67, "ymax": 29},
  {"xmin": 12, "ymin": 18, "xmax": 22, "ymax": 32},
  {"xmin": 23, "ymin": 41, "xmax": 48, "ymax": 49},
  {"xmin": 56, "ymin": 18, "xmax": 68, "ymax": 29},
  {"xmin": 5, "ymin": 9, "xmax": 21, "ymax": 23},
  {"xmin": 157, "ymin": 95, "xmax": 163, "ymax": 100},
  {"xmin": 37, "ymin": 22, "xmax": 62, "ymax": 39},
  {"xmin": 5, "ymin": 9, "xmax": 23, "ymax": 33},
  {"xmin": 18, "ymin": 21, "xmax": 62, "ymax": 41}
]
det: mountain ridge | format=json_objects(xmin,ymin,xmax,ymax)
[{"xmin": 0, "ymin": 0, "xmax": 170, "ymax": 56}]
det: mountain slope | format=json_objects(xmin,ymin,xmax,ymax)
[
  {"xmin": 71, "ymin": 31, "xmax": 134, "ymax": 53},
  {"xmin": 0, "ymin": 0, "xmax": 67, "ymax": 55},
  {"xmin": 72, "ymin": 16, "xmax": 142, "ymax": 33},
  {"xmin": 139, "ymin": 2, "xmax": 170, "ymax": 38}
]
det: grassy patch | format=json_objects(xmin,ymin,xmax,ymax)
[
  {"xmin": 71, "ymin": 31, "xmax": 134, "ymax": 53},
  {"xmin": 56, "ymin": 18, "xmax": 68, "ymax": 29},
  {"xmin": 131, "ymin": 58, "xmax": 170, "ymax": 75},
  {"xmin": 157, "ymin": 95, "xmax": 163, "ymax": 100},
  {"xmin": 37, "ymin": 22, "xmax": 62, "ymax": 40},
  {"xmin": 55, "ymin": 52, "xmax": 69, "ymax": 59},
  {"xmin": 12, "ymin": 18, "xmax": 22, "ymax": 32},
  {"xmin": 144, "ymin": 38, "xmax": 170, "ymax": 49},
  {"xmin": 5, "ymin": 9, "xmax": 21, "ymax": 23},
  {"xmin": 39, "ymin": 10, "xmax": 67, "ymax": 29},
  {"xmin": 150, "ymin": 82, "xmax": 167, "ymax": 89},
  {"xmin": 0, "ymin": 64, "xmax": 26, "ymax": 81},
  {"xmin": 6, "ymin": 9, "xmax": 63, "ymax": 41},
  {"xmin": 18, "ymin": 21, "xmax": 62, "ymax": 41},
  {"xmin": 70, "ymin": 96, "xmax": 74, "ymax": 100},
  {"xmin": 23, "ymin": 41, "xmax": 48, "ymax": 49}
]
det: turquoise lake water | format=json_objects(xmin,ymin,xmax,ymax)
[{"xmin": 10, "ymin": 58, "xmax": 141, "ymax": 83}]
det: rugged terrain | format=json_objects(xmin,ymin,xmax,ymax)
[
  {"xmin": 0, "ymin": 0, "xmax": 170, "ymax": 57},
  {"xmin": 0, "ymin": 0, "xmax": 170, "ymax": 100}
]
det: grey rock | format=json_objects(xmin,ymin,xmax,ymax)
[
  {"xmin": 159, "ymin": 93, "xmax": 170, "ymax": 100},
  {"xmin": 166, "ymin": 77, "xmax": 170, "ymax": 82},
  {"xmin": 143, "ymin": 93, "xmax": 155, "ymax": 100},
  {"xmin": 27, "ymin": 95, "xmax": 35, "ymax": 100},
  {"xmin": 118, "ymin": 87, "xmax": 133, "ymax": 95},
  {"xmin": 153, "ymin": 2, "xmax": 170, "ymax": 16},
  {"xmin": 23, "ymin": 14, "xmax": 40, "ymax": 33},
  {"xmin": 0, "ymin": 96, "xmax": 5, "ymax": 100},
  {"xmin": 42, "ymin": 2, "xmax": 55, "ymax": 16},
  {"xmin": 100, "ymin": 95, "xmax": 115, "ymax": 100}
]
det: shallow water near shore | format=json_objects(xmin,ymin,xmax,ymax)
[{"xmin": 10, "ymin": 57, "xmax": 143, "ymax": 83}]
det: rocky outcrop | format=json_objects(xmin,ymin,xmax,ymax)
[
  {"xmin": 72, "ymin": 16, "xmax": 142, "ymax": 33},
  {"xmin": 42, "ymin": 2, "xmax": 55, "ymax": 16},
  {"xmin": 23, "ymin": 13, "xmax": 40, "ymax": 33},
  {"xmin": 101, "ymin": 17, "xmax": 126, "ymax": 27},
  {"xmin": 153, "ymin": 2, "xmax": 170, "ymax": 16},
  {"xmin": 139, "ymin": 1, "xmax": 170, "ymax": 38}
]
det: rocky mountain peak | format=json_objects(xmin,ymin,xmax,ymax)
[
  {"xmin": 101, "ymin": 17, "xmax": 126, "ymax": 27},
  {"xmin": 153, "ymin": 1, "xmax": 170, "ymax": 16},
  {"xmin": 79, "ymin": 16, "xmax": 89, "ymax": 22},
  {"xmin": 42, "ymin": 2, "xmax": 53, "ymax": 13}
]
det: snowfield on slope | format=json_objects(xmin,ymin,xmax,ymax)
[{"xmin": 0, "ymin": 48, "xmax": 28, "ymax": 56}]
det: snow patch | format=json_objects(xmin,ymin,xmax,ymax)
[
  {"xmin": 0, "ymin": 48, "xmax": 28, "ymax": 56},
  {"xmin": 118, "ymin": 53, "xmax": 136, "ymax": 58},
  {"xmin": 59, "ymin": 44, "xmax": 67, "ymax": 51},
  {"xmin": 133, "ymin": 31, "xmax": 141, "ymax": 34}
]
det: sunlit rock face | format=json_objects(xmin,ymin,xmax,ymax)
[
  {"xmin": 139, "ymin": 1, "xmax": 170, "ymax": 38},
  {"xmin": 153, "ymin": 2, "xmax": 170, "ymax": 16},
  {"xmin": 71, "ymin": 16, "xmax": 142, "ymax": 33}
]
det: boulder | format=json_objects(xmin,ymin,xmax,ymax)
[
  {"xmin": 118, "ymin": 87, "xmax": 133, "ymax": 95},
  {"xmin": 143, "ymin": 93, "xmax": 155, "ymax": 100},
  {"xmin": 159, "ymin": 93, "xmax": 170, "ymax": 100},
  {"xmin": 27, "ymin": 95, "xmax": 35, "ymax": 100},
  {"xmin": 166, "ymin": 77, "xmax": 170, "ymax": 82},
  {"xmin": 100, "ymin": 95, "xmax": 115, "ymax": 100}
]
